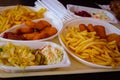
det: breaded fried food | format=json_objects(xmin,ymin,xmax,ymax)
[
  {"xmin": 25, "ymin": 21, "xmax": 35, "ymax": 28},
  {"xmin": 23, "ymin": 31, "xmax": 48, "ymax": 40},
  {"xmin": 94, "ymin": 25, "xmax": 106, "ymax": 39},
  {"xmin": 33, "ymin": 31, "xmax": 48, "ymax": 40},
  {"xmin": 87, "ymin": 24, "xmax": 95, "ymax": 32},
  {"xmin": 33, "ymin": 26, "xmax": 58, "ymax": 40},
  {"xmin": 16, "ymin": 27, "xmax": 34, "ymax": 34},
  {"xmin": 44, "ymin": 27, "xmax": 57, "ymax": 36},
  {"xmin": 107, "ymin": 33, "xmax": 120, "ymax": 50},
  {"xmin": 35, "ymin": 20, "xmax": 51, "ymax": 30},
  {"xmin": 79, "ymin": 24, "xmax": 87, "ymax": 31},
  {"xmin": 3, "ymin": 32, "xmax": 25, "ymax": 40},
  {"xmin": 23, "ymin": 32, "xmax": 39, "ymax": 40},
  {"xmin": 17, "ymin": 20, "xmax": 57, "ymax": 40}
]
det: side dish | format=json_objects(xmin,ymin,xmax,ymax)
[
  {"xmin": 67, "ymin": 4, "xmax": 117, "ymax": 23},
  {"xmin": 74, "ymin": 10, "xmax": 110, "ymax": 20},
  {"xmin": 0, "ymin": 42, "xmax": 63, "ymax": 69}
]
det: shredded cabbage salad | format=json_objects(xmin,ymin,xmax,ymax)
[{"xmin": 0, "ymin": 42, "xmax": 63, "ymax": 69}]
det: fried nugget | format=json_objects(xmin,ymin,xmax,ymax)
[
  {"xmin": 94, "ymin": 25, "xmax": 107, "ymax": 39},
  {"xmin": 79, "ymin": 24, "xmax": 87, "ymax": 31},
  {"xmin": 87, "ymin": 24, "xmax": 95, "ymax": 32},
  {"xmin": 107, "ymin": 33, "xmax": 120, "ymax": 51},
  {"xmin": 25, "ymin": 21, "xmax": 35, "ymax": 28}
]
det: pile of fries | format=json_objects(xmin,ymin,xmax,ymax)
[
  {"xmin": 60, "ymin": 24, "xmax": 120, "ymax": 68},
  {"xmin": 0, "ymin": 5, "xmax": 46, "ymax": 33}
]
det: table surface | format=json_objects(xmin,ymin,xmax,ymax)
[{"xmin": 0, "ymin": 0, "xmax": 120, "ymax": 80}]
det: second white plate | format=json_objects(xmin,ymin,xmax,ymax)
[
  {"xmin": 67, "ymin": 4, "xmax": 118, "ymax": 23},
  {"xmin": 58, "ymin": 17, "xmax": 120, "ymax": 68}
]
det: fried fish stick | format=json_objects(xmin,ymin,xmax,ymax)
[
  {"xmin": 79, "ymin": 24, "xmax": 87, "ymax": 31},
  {"xmin": 33, "ymin": 31, "xmax": 48, "ymax": 40},
  {"xmin": 25, "ymin": 21, "xmax": 35, "ymax": 28},
  {"xmin": 33, "ymin": 27, "xmax": 57, "ymax": 40},
  {"xmin": 3, "ymin": 32, "xmax": 25, "ymax": 40},
  {"xmin": 23, "ymin": 32, "xmax": 39, "ymax": 40},
  {"xmin": 87, "ymin": 24, "xmax": 95, "ymax": 32},
  {"xmin": 94, "ymin": 25, "xmax": 106, "ymax": 39},
  {"xmin": 16, "ymin": 27, "xmax": 34, "ymax": 34},
  {"xmin": 35, "ymin": 20, "xmax": 51, "ymax": 30},
  {"xmin": 44, "ymin": 27, "xmax": 57, "ymax": 36}
]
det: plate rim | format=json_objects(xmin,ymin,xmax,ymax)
[{"xmin": 66, "ymin": 4, "xmax": 118, "ymax": 23}]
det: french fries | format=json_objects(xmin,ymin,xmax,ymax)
[
  {"xmin": 0, "ymin": 5, "xmax": 46, "ymax": 33},
  {"xmin": 60, "ymin": 25, "xmax": 120, "ymax": 68}
]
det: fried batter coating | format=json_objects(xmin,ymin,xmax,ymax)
[
  {"xmin": 25, "ymin": 21, "xmax": 35, "ymax": 28},
  {"xmin": 94, "ymin": 25, "xmax": 107, "ymax": 39},
  {"xmin": 5, "ymin": 20, "xmax": 57, "ymax": 40},
  {"xmin": 35, "ymin": 20, "xmax": 51, "ymax": 30},
  {"xmin": 31, "ymin": 27, "xmax": 57, "ymax": 40},
  {"xmin": 16, "ymin": 27, "xmax": 34, "ymax": 34},
  {"xmin": 44, "ymin": 27, "xmax": 57, "ymax": 36},
  {"xmin": 23, "ymin": 32, "xmax": 39, "ymax": 40},
  {"xmin": 79, "ymin": 24, "xmax": 87, "ymax": 31},
  {"xmin": 87, "ymin": 24, "xmax": 95, "ymax": 32},
  {"xmin": 3, "ymin": 32, "xmax": 25, "ymax": 40},
  {"xmin": 107, "ymin": 33, "xmax": 120, "ymax": 48},
  {"xmin": 33, "ymin": 31, "xmax": 48, "ymax": 40}
]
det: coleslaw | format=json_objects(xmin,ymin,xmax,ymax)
[{"xmin": 0, "ymin": 42, "xmax": 63, "ymax": 69}]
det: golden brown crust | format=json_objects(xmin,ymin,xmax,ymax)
[{"xmin": 79, "ymin": 24, "xmax": 87, "ymax": 31}]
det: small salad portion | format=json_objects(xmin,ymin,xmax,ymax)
[
  {"xmin": 92, "ymin": 11, "xmax": 111, "ymax": 20},
  {"xmin": 74, "ymin": 10, "xmax": 110, "ymax": 21},
  {"xmin": 0, "ymin": 42, "xmax": 63, "ymax": 69},
  {"xmin": 40, "ymin": 45, "xmax": 63, "ymax": 65}
]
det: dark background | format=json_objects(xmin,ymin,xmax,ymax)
[
  {"xmin": 0, "ymin": 0, "xmax": 120, "ymax": 80},
  {"xmin": 0, "ymin": 0, "xmax": 113, "ymax": 8},
  {"xmin": 1, "ymin": 71, "xmax": 120, "ymax": 80}
]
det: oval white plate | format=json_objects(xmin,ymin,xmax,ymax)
[
  {"xmin": 58, "ymin": 17, "xmax": 120, "ymax": 68},
  {"xmin": 67, "ymin": 4, "xmax": 118, "ymax": 23},
  {"xmin": 0, "ymin": 41, "xmax": 71, "ymax": 72},
  {"xmin": 0, "ymin": 18, "xmax": 62, "ymax": 43}
]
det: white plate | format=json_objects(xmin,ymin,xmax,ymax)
[
  {"xmin": 0, "ymin": 41, "xmax": 71, "ymax": 72},
  {"xmin": 0, "ymin": 6, "xmax": 63, "ymax": 43},
  {"xmin": 0, "ymin": 18, "xmax": 62, "ymax": 43},
  {"xmin": 58, "ymin": 17, "xmax": 120, "ymax": 68},
  {"xmin": 67, "ymin": 4, "xmax": 118, "ymax": 23}
]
